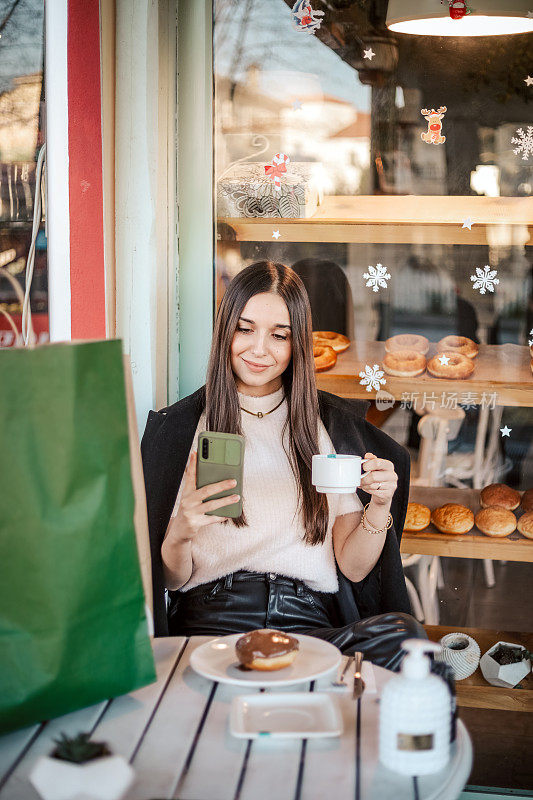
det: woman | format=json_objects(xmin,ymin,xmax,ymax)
[{"xmin": 141, "ymin": 261, "xmax": 425, "ymax": 670}]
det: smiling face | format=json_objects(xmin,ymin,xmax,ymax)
[{"xmin": 230, "ymin": 292, "xmax": 293, "ymax": 396}]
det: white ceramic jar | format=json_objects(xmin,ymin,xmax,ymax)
[{"xmin": 436, "ymin": 633, "xmax": 481, "ymax": 681}]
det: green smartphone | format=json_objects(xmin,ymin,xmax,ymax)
[{"xmin": 196, "ymin": 431, "xmax": 245, "ymax": 518}]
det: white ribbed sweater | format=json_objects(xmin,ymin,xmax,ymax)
[{"xmin": 171, "ymin": 386, "xmax": 362, "ymax": 592}]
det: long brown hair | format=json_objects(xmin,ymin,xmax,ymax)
[{"xmin": 204, "ymin": 260, "xmax": 329, "ymax": 545}]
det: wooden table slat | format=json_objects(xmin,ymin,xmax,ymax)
[
  {"xmin": 175, "ymin": 678, "xmax": 254, "ymax": 800},
  {"xmin": 90, "ymin": 636, "xmax": 187, "ymax": 761},
  {"xmin": 0, "ymin": 726, "xmax": 42, "ymax": 790},
  {"xmin": 125, "ymin": 636, "xmax": 224, "ymax": 800}
]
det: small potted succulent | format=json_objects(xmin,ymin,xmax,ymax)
[
  {"xmin": 479, "ymin": 642, "xmax": 533, "ymax": 689},
  {"xmin": 30, "ymin": 731, "xmax": 135, "ymax": 800}
]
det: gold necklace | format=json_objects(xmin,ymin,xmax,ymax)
[{"xmin": 240, "ymin": 395, "xmax": 285, "ymax": 419}]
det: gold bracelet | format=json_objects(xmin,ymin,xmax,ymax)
[{"xmin": 361, "ymin": 502, "xmax": 393, "ymax": 535}]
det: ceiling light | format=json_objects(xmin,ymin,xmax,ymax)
[{"xmin": 386, "ymin": 0, "xmax": 533, "ymax": 36}]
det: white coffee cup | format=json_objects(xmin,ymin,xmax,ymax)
[{"xmin": 312, "ymin": 454, "xmax": 370, "ymax": 493}]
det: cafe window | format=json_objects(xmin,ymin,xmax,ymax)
[
  {"xmin": 214, "ymin": 0, "xmax": 532, "ymax": 642},
  {"xmin": 0, "ymin": 0, "xmax": 47, "ymax": 348}
]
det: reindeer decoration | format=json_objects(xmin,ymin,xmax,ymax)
[{"xmin": 420, "ymin": 106, "xmax": 447, "ymax": 145}]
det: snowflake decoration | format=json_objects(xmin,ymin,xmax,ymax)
[
  {"xmin": 511, "ymin": 127, "xmax": 533, "ymax": 160},
  {"xmin": 363, "ymin": 263, "xmax": 391, "ymax": 292},
  {"xmin": 529, "ymin": 328, "xmax": 533, "ymax": 347},
  {"xmin": 359, "ymin": 364, "xmax": 387, "ymax": 393},
  {"xmin": 291, "ymin": 1, "xmax": 324, "ymax": 34},
  {"xmin": 470, "ymin": 265, "xmax": 499, "ymax": 295}
]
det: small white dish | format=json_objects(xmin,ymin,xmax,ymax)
[{"xmin": 229, "ymin": 693, "xmax": 343, "ymax": 739}]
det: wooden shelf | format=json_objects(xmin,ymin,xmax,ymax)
[
  {"xmin": 424, "ymin": 626, "xmax": 533, "ymax": 713},
  {"xmin": 315, "ymin": 341, "xmax": 533, "ymax": 407},
  {"xmin": 401, "ymin": 486, "xmax": 533, "ymax": 563},
  {"xmin": 218, "ymin": 195, "xmax": 533, "ymax": 245}
]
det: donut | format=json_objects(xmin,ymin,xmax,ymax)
[
  {"xmin": 520, "ymin": 489, "xmax": 533, "ymax": 512},
  {"xmin": 431, "ymin": 504, "xmax": 474, "ymax": 534},
  {"xmin": 312, "ymin": 331, "xmax": 350, "ymax": 353},
  {"xmin": 313, "ymin": 345, "xmax": 337, "ymax": 372},
  {"xmin": 426, "ymin": 352, "xmax": 474, "ymax": 380},
  {"xmin": 235, "ymin": 629, "xmax": 299, "ymax": 671},
  {"xmin": 436, "ymin": 335, "xmax": 479, "ymax": 359},
  {"xmin": 480, "ymin": 483, "xmax": 521, "ymax": 511},
  {"xmin": 475, "ymin": 507, "xmax": 516, "ymax": 538},
  {"xmin": 382, "ymin": 350, "xmax": 426, "ymax": 378},
  {"xmin": 517, "ymin": 511, "xmax": 533, "ymax": 540},
  {"xmin": 404, "ymin": 502, "xmax": 431, "ymax": 532},
  {"xmin": 385, "ymin": 334, "xmax": 429, "ymax": 355}
]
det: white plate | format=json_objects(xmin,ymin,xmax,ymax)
[
  {"xmin": 189, "ymin": 633, "xmax": 342, "ymax": 687},
  {"xmin": 230, "ymin": 693, "xmax": 343, "ymax": 739}
]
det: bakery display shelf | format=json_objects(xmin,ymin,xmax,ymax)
[
  {"xmin": 314, "ymin": 341, "xmax": 533, "ymax": 408},
  {"xmin": 218, "ymin": 195, "xmax": 533, "ymax": 246},
  {"xmin": 401, "ymin": 486, "xmax": 533, "ymax": 563},
  {"xmin": 424, "ymin": 625, "xmax": 533, "ymax": 713}
]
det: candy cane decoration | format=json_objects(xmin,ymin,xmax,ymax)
[{"xmin": 264, "ymin": 153, "xmax": 290, "ymax": 192}]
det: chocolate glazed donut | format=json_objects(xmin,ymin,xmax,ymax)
[{"xmin": 235, "ymin": 629, "xmax": 299, "ymax": 671}]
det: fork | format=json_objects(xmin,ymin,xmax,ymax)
[{"xmin": 331, "ymin": 655, "xmax": 354, "ymax": 687}]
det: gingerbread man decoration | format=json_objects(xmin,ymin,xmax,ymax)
[{"xmin": 420, "ymin": 107, "xmax": 447, "ymax": 145}]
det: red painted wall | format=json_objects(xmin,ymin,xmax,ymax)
[{"xmin": 67, "ymin": 0, "xmax": 106, "ymax": 338}]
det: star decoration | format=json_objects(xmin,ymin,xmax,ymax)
[
  {"xmin": 500, "ymin": 425, "xmax": 512, "ymax": 437},
  {"xmin": 438, "ymin": 354, "xmax": 450, "ymax": 365},
  {"xmin": 525, "ymin": 76, "xmax": 533, "ymax": 87},
  {"xmin": 363, "ymin": 47, "xmax": 375, "ymax": 61},
  {"xmin": 462, "ymin": 217, "xmax": 473, "ymax": 230},
  {"xmin": 272, "ymin": 230, "xmax": 281, "ymax": 240},
  {"xmin": 292, "ymin": 99, "xmax": 302, "ymax": 110}
]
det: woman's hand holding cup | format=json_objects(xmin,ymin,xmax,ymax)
[
  {"xmin": 359, "ymin": 452, "xmax": 398, "ymax": 507},
  {"xmin": 172, "ymin": 451, "xmax": 240, "ymax": 541}
]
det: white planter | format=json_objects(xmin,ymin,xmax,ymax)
[
  {"xmin": 30, "ymin": 754, "xmax": 135, "ymax": 800},
  {"xmin": 436, "ymin": 632, "xmax": 481, "ymax": 680},
  {"xmin": 479, "ymin": 641, "xmax": 532, "ymax": 689}
]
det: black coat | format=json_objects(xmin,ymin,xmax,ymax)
[{"xmin": 141, "ymin": 386, "xmax": 412, "ymax": 637}]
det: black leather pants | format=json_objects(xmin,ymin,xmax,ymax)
[{"xmin": 167, "ymin": 571, "xmax": 427, "ymax": 672}]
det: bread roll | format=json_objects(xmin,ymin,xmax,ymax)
[
  {"xmin": 404, "ymin": 503, "xmax": 431, "ymax": 532},
  {"xmin": 475, "ymin": 507, "xmax": 516, "ymax": 538},
  {"xmin": 520, "ymin": 488, "xmax": 533, "ymax": 513},
  {"xmin": 431, "ymin": 504, "xmax": 474, "ymax": 534},
  {"xmin": 480, "ymin": 484, "xmax": 521, "ymax": 511},
  {"xmin": 517, "ymin": 511, "xmax": 533, "ymax": 540}
]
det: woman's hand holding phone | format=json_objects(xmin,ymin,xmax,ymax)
[{"xmin": 171, "ymin": 451, "xmax": 240, "ymax": 542}]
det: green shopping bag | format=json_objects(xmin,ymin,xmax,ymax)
[{"xmin": 0, "ymin": 339, "xmax": 156, "ymax": 734}]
